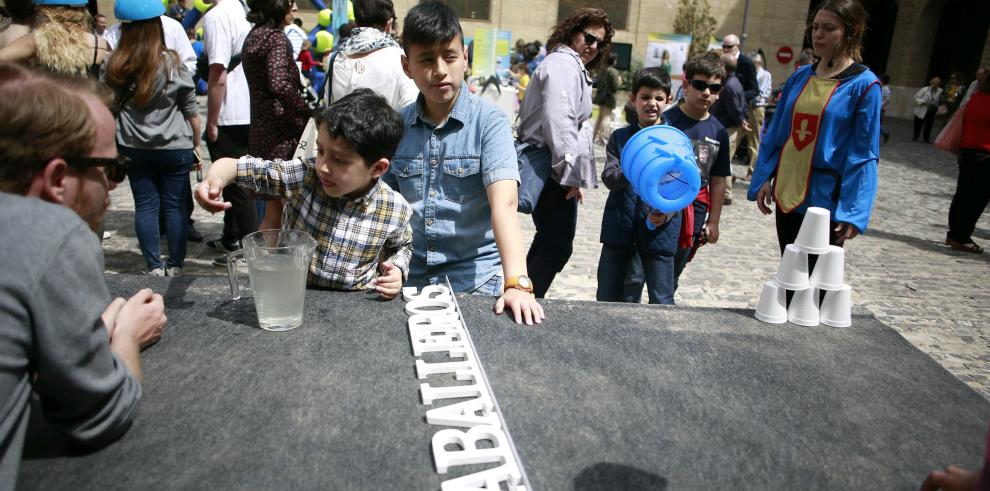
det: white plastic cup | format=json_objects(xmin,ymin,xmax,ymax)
[
  {"xmin": 787, "ymin": 287, "xmax": 820, "ymax": 326},
  {"xmin": 795, "ymin": 207, "xmax": 832, "ymax": 255},
  {"xmin": 810, "ymin": 245, "xmax": 846, "ymax": 290},
  {"xmin": 755, "ymin": 280, "xmax": 787, "ymax": 324},
  {"xmin": 775, "ymin": 244, "xmax": 810, "ymax": 290},
  {"xmin": 820, "ymin": 285, "xmax": 853, "ymax": 327}
]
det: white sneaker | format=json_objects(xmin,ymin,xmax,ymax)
[
  {"xmin": 102, "ymin": 231, "xmax": 112, "ymax": 240},
  {"xmin": 148, "ymin": 268, "xmax": 166, "ymax": 276},
  {"xmin": 166, "ymin": 267, "xmax": 182, "ymax": 277}
]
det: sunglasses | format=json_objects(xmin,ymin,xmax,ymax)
[
  {"xmin": 689, "ymin": 79, "xmax": 723, "ymax": 94},
  {"xmin": 722, "ymin": 44, "xmax": 736, "ymax": 50},
  {"xmin": 582, "ymin": 31, "xmax": 606, "ymax": 48},
  {"xmin": 65, "ymin": 155, "xmax": 129, "ymax": 183}
]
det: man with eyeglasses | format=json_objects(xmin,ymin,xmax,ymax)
[{"xmin": 0, "ymin": 64, "xmax": 166, "ymax": 487}]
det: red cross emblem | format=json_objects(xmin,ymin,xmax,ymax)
[{"xmin": 792, "ymin": 113, "xmax": 819, "ymax": 152}]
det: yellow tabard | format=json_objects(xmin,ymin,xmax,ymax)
[{"xmin": 774, "ymin": 76, "xmax": 840, "ymax": 212}]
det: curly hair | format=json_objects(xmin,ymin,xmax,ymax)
[
  {"xmin": 32, "ymin": 6, "xmax": 95, "ymax": 76},
  {"xmin": 546, "ymin": 7, "xmax": 614, "ymax": 72},
  {"xmin": 805, "ymin": 0, "xmax": 868, "ymax": 63}
]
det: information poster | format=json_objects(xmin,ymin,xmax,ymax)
[
  {"xmin": 473, "ymin": 29, "xmax": 512, "ymax": 79},
  {"xmin": 645, "ymin": 33, "xmax": 692, "ymax": 97}
]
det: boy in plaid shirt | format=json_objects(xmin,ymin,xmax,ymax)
[{"xmin": 196, "ymin": 89, "xmax": 413, "ymax": 299}]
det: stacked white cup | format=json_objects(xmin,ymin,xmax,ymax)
[{"xmin": 754, "ymin": 207, "xmax": 853, "ymax": 327}]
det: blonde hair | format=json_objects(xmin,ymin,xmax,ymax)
[
  {"xmin": 0, "ymin": 62, "xmax": 96, "ymax": 193},
  {"xmin": 33, "ymin": 6, "xmax": 96, "ymax": 76}
]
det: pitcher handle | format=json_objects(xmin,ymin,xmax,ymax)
[{"xmin": 227, "ymin": 250, "xmax": 246, "ymax": 300}]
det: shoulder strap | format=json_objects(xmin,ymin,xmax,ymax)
[
  {"xmin": 324, "ymin": 49, "xmax": 339, "ymax": 103},
  {"xmin": 92, "ymin": 32, "xmax": 99, "ymax": 65}
]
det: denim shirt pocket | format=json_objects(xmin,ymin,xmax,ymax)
[
  {"xmin": 441, "ymin": 157, "xmax": 482, "ymax": 203},
  {"xmin": 390, "ymin": 156, "xmax": 425, "ymax": 201}
]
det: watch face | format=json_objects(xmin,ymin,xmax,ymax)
[{"xmin": 518, "ymin": 276, "xmax": 532, "ymax": 288}]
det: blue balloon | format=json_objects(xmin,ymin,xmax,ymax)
[{"xmin": 619, "ymin": 124, "xmax": 701, "ymax": 229}]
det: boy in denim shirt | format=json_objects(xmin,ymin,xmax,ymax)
[
  {"xmin": 597, "ymin": 67, "xmax": 681, "ymax": 305},
  {"xmin": 196, "ymin": 89, "xmax": 413, "ymax": 299},
  {"xmin": 384, "ymin": 2, "xmax": 544, "ymax": 324}
]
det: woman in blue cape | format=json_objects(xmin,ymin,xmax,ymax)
[{"xmin": 747, "ymin": 0, "xmax": 880, "ymax": 253}]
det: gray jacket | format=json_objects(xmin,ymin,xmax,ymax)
[
  {"xmin": 0, "ymin": 193, "xmax": 141, "ymax": 488},
  {"xmin": 517, "ymin": 45, "xmax": 597, "ymax": 189},
  {"xmin": 114, "ymin": 53, "xmax": 198, "ymax": 150}
]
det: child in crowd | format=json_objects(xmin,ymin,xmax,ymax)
[
  {"xmin": 383, "ymin": 1, "xmax": 544, "ymax": 325},
  {"xmin": 597, "ymin": 67, "xmax": 679, "ymax": 304},
  {"xmin": 664, "ymin": 52, "xmax": 730, "ymax": 291},
  {"xmin": 298, "ymin": 39, "xmax": 317, "ymax": 84},
  {"xmin": 195, "ymin": 89, "xmax": 413, "ymax": 299},
  {"xmin": 509, "ymin": 60, "xmax": 529, "ymax": 104}
]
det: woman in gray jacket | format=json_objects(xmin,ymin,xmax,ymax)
[
  {"xmin": 516, "ymin": 7, "xmax": 614, "ymax": 297},
  {"xmin": 105, "ymin": 0, "xmax": 201, "ymax": 276}
]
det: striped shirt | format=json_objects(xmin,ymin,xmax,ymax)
[{"xmin": 236, "ymin": 156, "xmax": 413, "ymax": 290}]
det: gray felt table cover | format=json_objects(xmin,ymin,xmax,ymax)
[{"xmin": 16, "ymin": 276, "xmax": 989, "ymax": 490}]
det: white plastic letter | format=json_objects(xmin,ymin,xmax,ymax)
[
  {"xmin": 432, "ymin": 426, "xmax": 521, "ymax": 477},
  {"xmin": 426, "ymin": 397, "xmax": 501, "ymax": 428}
]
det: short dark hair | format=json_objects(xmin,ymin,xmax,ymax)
[
  {"xmin": 881, "ymin": 74, "xmax": 890, "ymax": 84},
  {"xmin": 631, "ymin": 67, "xmax": 671, "ymax": 97},
  {"xmin": 293, "ymin": 18, "xmax": 302, "ymax": 27},
  {"xmin": 684, "ymin": 51, "xmax": 725, "ymax": 81},
  {"xmin": 246, "ymin": 0, "xmax": 292, "ymax": 27},
  {"xmin": 353, "ymin": 0, "xmax": 394, "ymax": 28},
  {"xmin": 315, "ymin": 89, "xmax": 404, "ymax": 166},
  {"xmin": 402, "ymin": 1, "xmax": 463, "ymax": 51}
]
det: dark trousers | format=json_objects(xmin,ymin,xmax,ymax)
[
  {"xmin": 526, "ymin": 179, "xmax": 578, "ymax": 298},
  {"xmin": 913, "ymin": 110, "xmax": 936, "ymax": 142},
  {"xmin": 947, "ymin": 149, "xmax": 990, "ymax": 244},
  {"xmin": 206, "ymin": 124, "xmax": 257, "ymax": 246},
  {"xmin": 597, "ymin": 245, "xmax": 675, "ymax": 305}
]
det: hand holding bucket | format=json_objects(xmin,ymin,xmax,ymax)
[{"xmin": 620, "ymin": 125, "xmax": 701, "ymax": 230}]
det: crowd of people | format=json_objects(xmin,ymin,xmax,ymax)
[{"xmin": 0, "ymin": 0, "xmax": 988, "ymax": 486}]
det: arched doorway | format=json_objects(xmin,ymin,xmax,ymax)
[
  {"xmin": 926, "ymin": 0, "xmax": 990, "ymax": 82},
  {"xmin": 805, "ymin": 0, "xmax": 898, "ymax": 75}
]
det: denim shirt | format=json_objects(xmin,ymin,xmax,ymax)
[{"xmin": 383, "ymin": 87, "xmax": 520, "ymax": 293}]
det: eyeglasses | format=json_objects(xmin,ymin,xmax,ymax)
[
  {"xmin": 65, "ymin": 155, "xmax": 129, "ymax": 183},
  {"xmin": 582, "ymin": 31, "xmax": 606, "ymax": 48},
  {"xmin": 689, "ymin": 79, "xmax": 723, "ymax": 93},
  {"xmin": 722, "ymin": 44, "xmax": 737, "ymax": 51}
]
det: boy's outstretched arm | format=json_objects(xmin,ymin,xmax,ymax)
[
  {"xmin": 194, "ymin": 157, "xmax": 238, "ymax": 213},
  {"xmin": 488, "ymin": 180, "xmax": 546, "ymax": 325}
]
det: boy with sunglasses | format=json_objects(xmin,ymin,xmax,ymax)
[{"xmin": 663, "ymin": 51, "xmax": 730, "ymax": 292}]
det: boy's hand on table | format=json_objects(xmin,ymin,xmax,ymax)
[
  {"xmin": 494, "ymin": 288, "xmax": 545, "ymax": 326},
  {"xmin": 195, "ymin": 178, "xmax": 232, "ymax": 213},
  {"xmin": 374, "ymin": 262, "xmax": 402, "ymax": 300}
]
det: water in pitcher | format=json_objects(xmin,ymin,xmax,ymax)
[{"xmin": 247, "ymin": 255, "xmax": 308, "ymax": 331}]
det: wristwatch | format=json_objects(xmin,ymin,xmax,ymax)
[{"xmin": 504, "ymin": 275, "xmax": 534, "ymax": 294}]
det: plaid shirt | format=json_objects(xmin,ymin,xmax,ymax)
[{"xmin": 236, "ymin": 156, "xmax": 413, "ymax": 290}]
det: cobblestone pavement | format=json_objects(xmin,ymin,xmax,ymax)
[{"xmin": 101, "ymin": 118, "xmax": 990, "ymax": 398}]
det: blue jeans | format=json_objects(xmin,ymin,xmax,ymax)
[
  {"xmin": 597, "ymin": 245, "xmax": 676, "ymax": 305},
  {"xmin": 121, "ymin": 147, "xmax": 194, "ymax": 270},
  {"xmin": 469, "ymin": 273, "xmax": 504, "ymax": 297}
]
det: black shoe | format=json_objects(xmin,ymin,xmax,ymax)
[
  {"xmin": 212, "ymin": 254, "xmax": 229, "ymax": 267},
  {"xmin": 207, "ymin": 238, "xmax": 239, "ymax": 253},
  {"xmin": 188, "ymin": 223, "xmax": 204, "ymax": 242},
  {"xmin": 882, "ymin": 133, "xmax": 890, "ymax": 145}
]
